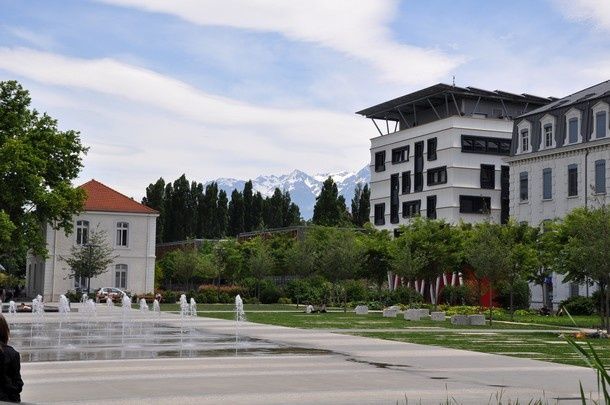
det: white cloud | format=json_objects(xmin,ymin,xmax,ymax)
[
  {"xmin": 0, "ymin": 47, "xmax": 371, "ymax": 198},
  {"xmin": 97, "ymin": 0, "xmax": 463, "ymax": 85},
  {"xmin": 552, "ymin": 0, "xmax": 610, "ymax": 31}
]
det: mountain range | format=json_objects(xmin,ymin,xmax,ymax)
[{"xmin": 208, "ymin": 165, "xmax": 370, "ymax": 219}]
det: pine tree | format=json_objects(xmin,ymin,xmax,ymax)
[
  {"xmin": 350, "ymin": 183, "xmax": 370, "ymax": 227},
  {"xmin": 243, "ymin": 180, "xmax": 254, "ymax": 232},
  {"xmin": 216, "ymin": 190, "xmax": 228, "ymax": 237},
  {"xmin": 142, "ymin": 178, "xmax": 165, "ymax": 242},
  {"xmin": 312, "ymin": 177, "xmax": 347, "ymax": 226},
  {"xmin": 228, "ymin": 189, "xmax": 245, "ymax": 236}
]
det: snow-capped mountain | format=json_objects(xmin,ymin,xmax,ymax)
[{"xmin": 209, "ymin": 165, "xmax": 370, "ymax": 219}]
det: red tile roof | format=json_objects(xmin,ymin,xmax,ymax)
[{"xmin": 79, "ymin": 180, "xmax": 158, "ymax": 214}]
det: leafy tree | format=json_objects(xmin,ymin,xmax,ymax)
[
  {"xmin": 243, "ymin": 237, "xmax": 275, "ymax": 300},
  {"xmin": 0, "ymin": 80, "xmax": 88, "ymax": 271},
  {"xmin": 172, "ymin": 248, "xmax": 213, "ymax": 291},
  {"xmin": 350, "ymin": 183, "xmax": 370, "ymax": 227},
  {"xmin": 404, "ymin": 217, "xmax": 462, "ymax": 308},
  {"xmin": 389, "ymin": 228, "xmax": 425, "ymax": 289},
  {"xmin": 61, "ymin": 228, "xmax": 117, "ymax": 293},
  {"xmin": 554, "ymin": 207, "xmax": 610, "ymax": 331},
  {"xmin": 313, "ymin": 177, "xmax": 348, "ymax": 226},
  {"xmin": 359, "ymin": 228, "xmax": 392, "ymax": 289},
  {"xmin": 464, "ymin": 222, "xmax": 509, "ymax": 324}
]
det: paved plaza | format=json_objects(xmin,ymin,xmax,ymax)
[{"xmin": 17, "ymin": 308, "xmax": 597, "ymax": 404}]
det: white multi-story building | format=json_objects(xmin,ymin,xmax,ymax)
[
  {"xmin": 26, "ymin": 180, "xmax": 159, "ymax": 301},
  {"xmin": 506, "ymin": 80, "xmax": 610, "ymax": 308},
  {"xmin": 357, "ymin": 84, "xmax": 551, "ymax": 234}
]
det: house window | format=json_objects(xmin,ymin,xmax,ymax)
[
  {"xmin": 426, "ymin": 166, "xmax": 447, "ymax": 186},
  {"xmin": 595, "ymin": 160, "xmax": 606, "ymax": 194},
  {"xmin": 427, "ymin": 138, "xmax": 437, "ymax": 161},
  {"xmin": 568, "ymin": 118, "xmax": 579, "ymax": 144},
  {"xmin": 390, "ymin": 174, "xmax": 399, "ymax": 224},
  {"xmin": 596, "ymin": 112, "xmax": 607, "ymax": 139},
  {"xmin": 115, "ymin": 264, "xmax": 128, "ymax": 289},
  {"xmin": 519, "ymin": 172, "xmax": 528, "ymax": 202},
  {"xmin": 76, "ymin": 220, "xmax": 89, "ymax": 245},
  {"xmin": 374, "ymin": 151, "xmax": 386, "ymax": 172},
  {"xmin": 402, "ymin": 171, "xmax": 411, "ymax": 194},
  {"xmin": 391, "ymin": 146, "xmax": 409, "ymax": 164},
  {"xmin": 480, "ymin": 164, "xmax": 495, "ymax": 189},
  {"xmin": 414, "ymin": 141, "xmax": 424, "ymax": 192},
  {"xmin": 116, "ymin": 222, "xmax": 129, "ymax": 247},
  {"xmin": 402, "ymin": 200, "xmax": 421, "ymax": 218},
  {"xmin": 374, "ymin": 204, "xmax": 385, "ymax": 225},
  {"xmin": 459, "ymin": 196, "xmax": 491, "ymax": 214},
  {"xmin": 543, "ymin": 124, "xmax": 553, "ymax": 148},
  {"xmin": 461, "ymin": 135, "xmax": 510, "ymax": 155},
  {"xmin": 542, "ymin": 168, "xmax": 552, "ymax": 200},
  {"xmin": 426, "ymin": 195, "xmax": 437, "ymax": 219},
  {"xmin": 568, "ymin": 164, "xmax": 578, "ymax": 197},
  {"xmin": 520, "ymin": 130, "xmax": 529, "ymax": 152}
]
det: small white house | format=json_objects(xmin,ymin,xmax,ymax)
[{"xmin": 26, "ymin": 179, "xmax": 159, "ymax": 301}]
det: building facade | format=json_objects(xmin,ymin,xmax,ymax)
[
  {"xmin": 26, "ymin": 180, "xmax": 159, "ymax": 301},
  {"xmin": 357, "ymin": 84, "xmax": 551, "ymax": 234},
  {"xmin": 506, "ymin": 80, "xmax": 610, "ymax": 308}
]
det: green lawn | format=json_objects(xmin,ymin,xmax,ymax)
[
  {"xmin": 493, "ymin": 313, "xmax": 604, "ymax": 329},
  {"xmin": 350, "ymin": 330, "xmax": 610, "ymax": 367}
]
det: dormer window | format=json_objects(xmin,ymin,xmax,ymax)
[
  {"xmin": 540, "ymin": 114, "xmax": 555, "ymax": 150},
  {"xmin": 521, "ymin": 129, "xmax": 529, "ymax": 152},
  {"xmin": 592, "ymin": 101, "xmax": 609, "ymax": 139},
  {"xmin": 516, "ymin": 120, "xmax": 531, "ymax": 154},
  {"xmin": 565, "ymin": 108, "xmax": 582, "ymax": 144}
]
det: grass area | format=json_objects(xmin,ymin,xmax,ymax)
[
  {"xmin": 170, "ymin": 308, "xmax": 560, "ymax": 330},
  {"xmin": 158, "ymin": 303, "xmax": 316, "ymax": 312},
  {"xmin": 493, "ymin": 313, "xmax": 603, "ymax": 329},
  {"xmin": 350, "ymin": 330, "xmax": 610, "ymax": 367}
]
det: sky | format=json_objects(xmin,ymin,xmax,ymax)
[{"xmin": 1, "ymin": 0, "xmax": 610, "ymax": 200}]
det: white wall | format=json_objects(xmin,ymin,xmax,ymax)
[
  {"xmin": 369, "ymin": 116, "xmax": 512, "ymax": 231},
  {"xmin": 27, "ymin": 211, "xmax": 157, "ymax": 301}
]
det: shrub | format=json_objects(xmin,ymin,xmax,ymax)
[
  {"xmin": 65, "ymin": 290, "xmax": 81, "ymax": 303},
  {"xmin": 495, "ymin": 280, "xmax": 530, "ymax": 310},
  {"xmin": 391, "ymin": 287, "xmax": 423, "ymax": 305},
  {"xmin": 343, "ymin": 280, "xmax": 368, "ymax": 302},
  {"xmin": 278, "ymin": 297, "xmax": 292, "ymax": 305},
  {"xmin": 560, "ymin": 296, "xmax": 595, "ymax": 315},
  {"xmin": 441, "ymin": 285, "xmax": 476, "ymax": 306},
  {"xmin": 259, "ymin": 282, "xmax": 281, "ymax": 304}
]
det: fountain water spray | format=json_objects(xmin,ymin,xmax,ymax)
[
  {"xmin": 234, "ymin": 295, "xmax": 246, "ymax": 349},
  {"xmin": 139, "ymin": 299, "xmax": 149, "ymax": 313},
  {"xmin": 152, "ymin": 299, "xmax": 160, "ymax": 316},
  {"xmin": 81, "ymin": 293, "xmax": 88, "ymax": 304},
  {"xmin": 57, "ymin": 294, "xmax": 71, "ymax": 347},
  {"xmin": 8, "ymin": 301, "xmax": 16, "ymax": 315},
  {"xmin": 106, "ymin": 296, "xmax": 114, "ymax": 309},
  {"xmin": 189, "ymin": 298, "xmax": 197, "ymax": 317},
  {"xmin": 179, "ymin": 294, "xmax": 189, "ymax": 318}
]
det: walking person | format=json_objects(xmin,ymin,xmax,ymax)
[{"xmin": 0, "ymin": 314, "xmax": 23, "ymax": 402}]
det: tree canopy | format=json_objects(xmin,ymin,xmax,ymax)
[{"xmin": 0, "ymin": 80, "xmax": 88, "ymax": 273}]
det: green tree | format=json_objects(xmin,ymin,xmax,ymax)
[
  {"xmin": 263, "ymin": 188, "xmax": 284, "ymax": 228},
  {"xmin": 61, "ymin": 227, "xmax": 117, "ymax": 293},
  {"xmin": 554, "ymin": 207, "xmax": 610, "ymax": 331},
  {"xmin": 216, "ymin": 190, "xmax": 229, "ymax": 238},
  {"xmin": 0, "ymin": 80, "xmax": 88, "ymax": 271},
  {"xmin": 243, "ymin": 237, "xmax": 275, "ymax": 300},
  {"xmin": 359, "ymin": 228, "xmax": 392, "ymax": 289},
  {"xmin": 142, "ymin": 178, "xmax": 166, "ymax": 242},
  {"xmin": 404, "ymin": 217, "xmax": 462, "ymax": 308},
  {"xmin": 464, "ymin": 222, "xmax": 509, "ymax": 324},
  {"xmin": 312, "ymin": 177, "xmax": 348, "ymax": 226},
  {"xmin": 172, "ymin": 248, "xmax": 213, "ymax": 291},
  {"xmin": 350, "ymin": 183, "xmax": 370, "ymax": 227},
  {"xmin": 228, "ymin": 189, "xmax": 245, "ymax": 236},
  {"xmin": 243, "ymin": 180, "xmax": 254, "ymax": 232},
  {"xmin": 390, "ymin": 228, "xmax": 425, "ymax": 289}
]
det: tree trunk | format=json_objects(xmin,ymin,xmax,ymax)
[
  {"xmin": 489, "ymin": 284, "xmax": 493, "ymax": 327},
  {"xmin": 604, "ymin": 283, "xmax": 610, "ymax": 333},
  {"xmin": 510, "ymin": 284, "xmax": 515, "ymax": 322},
  {"xmin": 87, "ymin": 277, "xmax": 91, "ymax": 295}
]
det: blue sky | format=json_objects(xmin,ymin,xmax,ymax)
[{"xmin": 1, "ymin": 0, "xmax": 609, "ymax": 199}]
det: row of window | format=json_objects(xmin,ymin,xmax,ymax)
[
  {"xmin": 519, "ymin": 160, "xmax": 607, "ymax": 202},
  {"xmin": 76, "ymin": 220, "xmax": 130, "ymax": 247},
  {"xmin": 373, "ymin": 194, "xmax": 491, "ymax": 224},
  {"xmin": 461, "ymin": 135, "xmax": 511, "ymax": 155},
  {"xmin": 375, "ymin": 137, "xmax": 437, "ymax": 172},
  {"xmin": 518, "ymin": 103, "xmax": 609, "ymax": 154},
  {"xmin": 389, "ymin": 164, "xmax": 495, "ymax": 196},
  {"xmin": 74, "ymin": 264, "xmax": 128, "ymax": 290}
]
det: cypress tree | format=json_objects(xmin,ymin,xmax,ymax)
[
  {"xmin": 312, "ymin": 177, "xmax": 346, "ymax": 226},
  {"xmin": 228, "ymin": 189, "xmax": 245, "ymax": 236}
]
